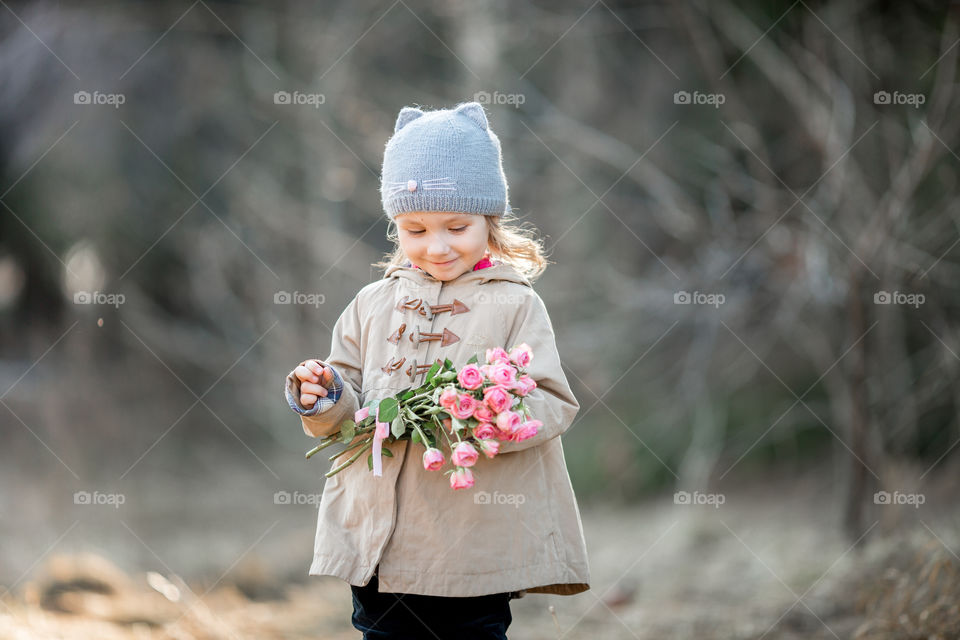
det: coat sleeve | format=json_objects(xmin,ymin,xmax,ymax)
[
  {"xmin": 496, "ymin": 289, "xmax": 580, "ymax": 454},
  {"xmin": 283, "ymin": 294, "xmax": 364, "ymax": 439}
]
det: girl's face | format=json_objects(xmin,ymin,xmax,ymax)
[{"xmin": 395, "ymin": 212, "xmax": 490, "ymax": 281}]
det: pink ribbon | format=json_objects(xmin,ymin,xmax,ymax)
[{"xmin": 372, "ymin": 406, "xmax": 389, "ymax": 477}]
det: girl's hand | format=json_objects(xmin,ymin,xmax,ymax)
[{"xmin": 294, "ymin": 359, "xmax": 334, "ymax": 408}]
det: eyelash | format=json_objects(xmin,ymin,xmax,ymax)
[{"xmin": 407, "ymin": 226, "xmax": 467, "ymax": 235}]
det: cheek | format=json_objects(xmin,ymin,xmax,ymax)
[
  {"xmin": 398, "ymin": 234, "xmax": 420, "ymax": 253},
  {"xmin": 467, "ymin": 226, "xmax": 489, "ymax": 248}
]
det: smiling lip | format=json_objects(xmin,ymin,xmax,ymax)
[{"xmin": 431, "ymin": 258, "xmax": 457, "ymax": 266}]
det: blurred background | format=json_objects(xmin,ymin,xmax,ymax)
[{"xmin": 1, "ymin": 1, "xmax": 959, "ymax": 638}]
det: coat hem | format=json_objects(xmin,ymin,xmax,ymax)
[{"xmin": 309, "ymin": 554, "xmax": 590, "ymax": 598}]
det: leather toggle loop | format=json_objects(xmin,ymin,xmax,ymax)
[
  {"xmin": 387, "ymin": 323, "xmax": 406, "ymax": 344},
  {"xmin": 395, "ymin": 296, "xmax": 423, "ymax": 312},
  {"xmin": 381, "ymin": 356, "xmax": 406, "ymax": 374}
]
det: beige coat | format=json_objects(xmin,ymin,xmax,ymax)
[{"xmin": 284, "ymin": 262, "xmax": 590, "ymax": 597}]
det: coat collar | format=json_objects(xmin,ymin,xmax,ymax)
[{"xmin": 383, "ymin": 261, "xmax": 531, "ymax": 288}]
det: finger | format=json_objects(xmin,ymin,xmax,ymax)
[
  {"xmin": 294, "ymin": 365, "xmax": 319, "ymax": 384},
  {"xmin": 300, "ymin": 393, "xmax": 317, "ymax": 407},
  {"xmin": 320, "ymin": 366, "xmax": 334, "ymax": 386},
  {"xmin": 301, "ymin": 382, "xmax": 329, "ymax": 397},
  {"xmin": 306, "ymin": 360, "xmax": 325, "ymax": 377}
]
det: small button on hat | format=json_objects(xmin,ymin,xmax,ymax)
[{"xmin": 380, "ymin": 101, "xmax": 510, "ymax": 220}]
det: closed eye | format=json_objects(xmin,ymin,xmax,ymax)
[{"xmin": 406, "ymin": 226, "xmax": 467, "ymax": 235}]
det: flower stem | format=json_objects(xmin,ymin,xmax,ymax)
[
  {"xmin": 329, "ymin": 435, "xmax": 371, "ymax": 461},
  {"xmin": 407, "ymin": 391, "xmax": 432, "ymax": 403},
  {"xmin": 438, "ymin": 420, "xmax": 455, "ymax": 450},
  {"xmin": 305, "ymin": 436, "xmax": 341, "ymax": 459},
  {"xmin": 412, "ymin": 423, "xmax": 432, "ymax": 449},
  {"xmin": 325, "ymin": 441, "xmax": 372, "ymax": 477}
]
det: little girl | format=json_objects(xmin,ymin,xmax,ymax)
[{"xmin": 284, "ymin": 101, "xmax": 590, "ymax": 639}]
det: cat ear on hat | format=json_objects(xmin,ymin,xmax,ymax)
[
  {"xmin": 395, "ymin": 106, "xmax": 424, "ymax": 132},
  {"xmin": 454, "ymin": 102, "xmax": 489, "ymax": 131}
]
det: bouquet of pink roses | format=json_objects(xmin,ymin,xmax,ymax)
[{"xmin": 305, "ymin": 344, "xmax": 541, "ymax": 490}]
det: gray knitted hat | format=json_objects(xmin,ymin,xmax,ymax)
[{"xmin": 380, "ymin": 101, "xmax": 510, "ymax": 220}]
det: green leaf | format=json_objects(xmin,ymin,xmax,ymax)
[
  {"xmin": 444, "ymin": 358, "xmax": 453, "ymax": 369},
  {"xmin": 400, "ymin": 389, "xmax": 415, "ymax": 401},
  {"xmin": 340, "ymin": 420, "xmax": 356, "ymax": 444},
  {"xmin": 382, "ymin": 447, "xmax": 393, "ymax": 457},
  {"xmin": 466, "ymin": 353, "xmax": 479, "ymax": 365},
  {"xmin": 378, "ymin": 397, "xmax": 399, "ymax": 422},
  {"xmin": 367, "ymin": 453, "xmax": 373, "ymax": 470},
  {"xmin": 426, "ymin": 360, "xmax": 442, "ymax": 384},
  {"xmin": 391, "ymin": 415, "xmax": 405, "ymax": 438},
  {"xmin": 411, "ymin": 430, "xmax": 421, "ymax": 444},
  {"xmin": 451, "ymin": 416, "xmax": 466, "ymax": 432},
  {"xmin": 438, "ymin": 371, "xmax": 456, "ymax": 382}
]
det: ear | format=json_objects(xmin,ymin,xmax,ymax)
[
  {"xmin": 454, "ymin": 102, "xmax": 489, "ymax": 131},
  {"xmin": 395, "ymin": 106, "xmax": 424, "ymax": 132}
]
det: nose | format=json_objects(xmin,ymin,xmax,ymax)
[{"xmin": 427, "ymin": 237, "xmax": 451, "ymax": 257}]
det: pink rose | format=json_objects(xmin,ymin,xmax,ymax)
[
  {"xmin": 439, "ymin": 387, "xmax": 458, "ymax": 411},
  {"xmin": 478, "ymin": 439, "xmax": 500, "ymax": 458},
  {"xmin": 450, "ymin": 467, "xmax": 474, "ymax": 490},
  {"xmin": 499, "ymin": 428, "xmax": 520, "ymax": 441},
  {"xmin": 422, "ymin": 447, "xmax": 445, "ymax": 471},
  {"xmin": 509, "ymin": 343, "xmax": 533, "ymax": 368},
  {"xmin": 486, "ymin": 347, "xmax": 510, "ymax": 365},
  {"xmin": 452, "ymin": 393, "xmax": 478, "ymax": 420},
  {"xmin": 451, "ymin": 441, "xmax": 479, "ymax": 467},
  {"xmin": 513, "ymin": 375, "xmax": 537, "ymax": 396},
  {"xmin": 479, "ymin": 364, "xmax": 495, "ymax": 380},
  {"xmin": 354, "ymin": 407, "xmax": 370, "ymax": 422},
  {"xmin": 473, "ymin": 404, "xmax": 495, "ymax": 423},
  {"xmin": 490, "ymin": 363, "xmax": 518, "ymax": 387},
  {"xmin": 483, "ymin": 385, "xmax": 513, "ymax": 414},
  {"xmin": 457, "ymin": 364, "xmax": 484, "ymax": 390},
  {"xmin": 472, "ymin": 422, "xmax": 498, "ymax": 440},
  {"xmin": 496, "ymin": 410, "xmax": 522, "ymax": 436},
  {"xmin": 512, "ymin": 419, "xmax": 542, "ymax": 442}
]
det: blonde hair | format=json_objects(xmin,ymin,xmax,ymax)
[{"xmin": 373, "ymin": 210, "xmax": 549, "ymax": 281}]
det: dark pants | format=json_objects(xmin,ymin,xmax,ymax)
[{"xmin": 350, "ymin": 568, "xmax": 513, "ymax": 639}]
